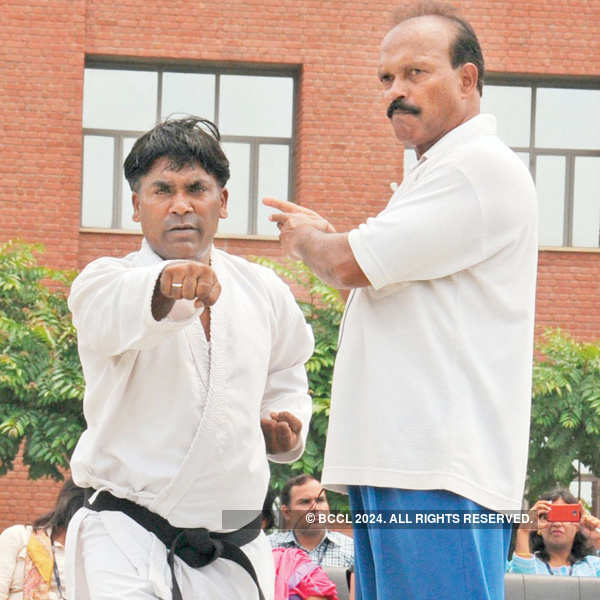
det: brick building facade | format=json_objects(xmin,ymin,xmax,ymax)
[{"xmin": 1, "ymin": 0, "xmax": 599, "ymax": 528}]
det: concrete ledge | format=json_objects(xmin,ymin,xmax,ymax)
[{"xmin": 323, "ymin": 569, "xmax": 600, "ymax": 600}]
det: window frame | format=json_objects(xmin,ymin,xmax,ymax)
[
  {"xmin": 81, "ymin": 58, "xmax": 299, "ymax": 237},
  {"xmin": 484, "ymin": 74, "xmax": 600, "ymax": 248}
]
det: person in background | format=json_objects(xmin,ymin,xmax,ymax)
[
  {"xmin": 268, "ymin": 475, "xmax": 354, "ymax": 569},
  {"xmin": 272, "ymin": 547, "xmax": 339, "ymax": 600},
  {"xmin": 583, "ymin": 517, "xmax": 600, "ymax": 556},
  {"xmin": 0, "ymin": 478, "xmax": 85, "ymax": 600},
  {"xmin": 264, "ymin": 487, "xmax": 339, "ymax": 600},
  {"xmin": 508, "ymin": 488, "xmax": 600, "ymax": 576}
]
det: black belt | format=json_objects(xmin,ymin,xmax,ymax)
[{"xmin": 84, "ymin": 489, "xmax": 265, "ymax": 600}]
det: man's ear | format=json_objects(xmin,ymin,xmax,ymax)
[
  {"xmin": 219, "ymin": 188, "xmax": 228, "ymax": 219},
  {"xmin": 132, "ymin": 193, "xmax": 141, "ymax": 222},
  {"xmin": 280, "ymin": 503, "xmax": 291, "ymax": 524},
  {"xmin": 460, "ymin": 62, "xmax": 479, "ymax": 96}
]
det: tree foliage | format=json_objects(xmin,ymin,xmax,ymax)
[
  {"xmin": 251, "ymin": 258, "xmax": 347, "ymax": 507},
  {"xmin": 527, "ymin": 329, "xmax": 600, "ymax": 503},
  {"xmin": 0, "ymin": 240, "xmax": 84, "ymax": 480},
  {"xmin": 3, "ymin": 241, "xmax": 599, "ymax": 513}
]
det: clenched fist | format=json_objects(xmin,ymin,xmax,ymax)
[
  {"xmin": 261, "ymin": 411, "xmax": 302, "ymax": 454},
  {"xmin": 152, "ymin": 261, "xmax": 221, "ymax": 320}
]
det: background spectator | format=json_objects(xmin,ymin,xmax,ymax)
[
  {"xmin": 0, "ymin": 478, "xmax": 85, "ymax": 600},
  {"xmin": 508, "ymin": 488, "xmax": 600, "ymax": 576},
  {"xmin": 272, "ymin": 547, "xmax": 339, "ymax": 600},
  {"xmin": 268, "ymin": 474, "xmax": 354, "ymax": 569}
]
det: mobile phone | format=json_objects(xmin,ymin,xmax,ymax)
[{"xmin": 546, "ymin": 503, "xmax": 582, "ymax": 522}]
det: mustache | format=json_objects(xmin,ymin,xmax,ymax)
[
  {"xmin": 387, "ymin": 98, "xmax": 421, "ymax": 119},
  {"xmin": 165, "ymin": 217, "xmax": 200, "ymax": 230}
]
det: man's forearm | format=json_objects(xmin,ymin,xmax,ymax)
[{"xmin": 291, "ymin": 226, "xmax": 369, "ymax": 289}]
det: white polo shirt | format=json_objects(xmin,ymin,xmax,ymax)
[{"xmin": 322, "ymin": 114, "xmax": 538, "ymax": 512}]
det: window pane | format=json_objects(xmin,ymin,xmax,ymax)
[
  {"xmin": 536, "ymin": 88, "xmax": 600, "ymax": 150},
  {"xmin": 82, "ymin": 136, "xmax": 114, "ymax": 228},
  {"xmin": 120, "ymin": 137, "xmax": 141, "ymax": 231},
  {"xmin": 161, "ymin": 72, "xmax": 215, "ymax": 121},
  {"xmin": 572, "ymin": 157, "xmax": 600, "ymax": 247},
  {"xmin": 257, "ymin": 145, "xmax": 289, "ymax": 236},
  {"xmin": 83, "ymin": 69, "xmax": 157, "ymax": 131},
  {"xmin": 516, "ymin": 152, "xmax": 530, "ymax": 171},
  {"xmin": 219, "ymin": 75, "xmax": 293, "ymax": 138},
  {"xmin": 536, "ymin": 155, "xmax": 565, "ymax": 246},
  {"xmin": 481, "ymin": 85, "xmax": 531, "ymax": 147},
  {"xmin": 219, "ymin": 143, "xmax": 250, "ymax": 234}
]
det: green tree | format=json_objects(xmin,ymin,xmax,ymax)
[
  {"xmin": 252, "ymin": 258, "xmax": 348, "ymax": 508},
  {"xmin": 0, "ymin": 240, "xmax": 84, "ymax": 480},
  {"xmin": 527, "ymin": 329, "xmax": 600, "ymax": 503}
]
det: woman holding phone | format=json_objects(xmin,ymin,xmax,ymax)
[{"xmin": 507, "ymin": 488, "xmax": 600, "ymax": 576}]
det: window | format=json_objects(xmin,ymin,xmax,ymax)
[
  {"xmin": 81, "ymin": 63, "xmax": 296, "ymax": 236},
  {"xmin": 402, "ymin": 79, "xmax": 600, "ymax": 248},
  {"xmin": 481, "ymin": 79, "xmax": 600, "ymax": 248}
]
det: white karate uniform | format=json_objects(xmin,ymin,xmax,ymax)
[{"xmin": 65, "ymin": 240, "xmax": 314, "ymax": 599}]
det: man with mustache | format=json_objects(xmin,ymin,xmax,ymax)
[
  {"xmin": 264, "ymin": 2, "xmax": 537, "ymax": 599},
  {"xmin": 65, "ymin": 117, "xmax": 314, "ymax": 600}
]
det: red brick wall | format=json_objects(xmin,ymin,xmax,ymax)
[
  {"xmin": 536, "ymin": 251, "xmax": 600, "ymax": 342},
  {"xmin": 1, "ymin": 0, "xmax": 85, "ymax": 269},
  {"xmin": 1, "ymin": 0, "xmax": 599, "ymax": 526},
  {"xmin": 0, "ymin": 445, "xmax": 64, "ymax": 533}
]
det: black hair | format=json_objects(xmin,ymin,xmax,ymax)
[
  {"xmin": 280, "ymin": 473, "xmax": 319, "ymax": 507},
  {"xmin": 261, "ymin": 488, "xmax": 277, "ymax": 531},
  {"xmin": 530, "ymin": 488, "xmax": 595, "ymax": 564},
  {"xmin": 392, "ymin": 1, "xmax": 485, "ymax": 96},
  {"xmin": 124, "ymin": 116, "xmax": 230, "ymax": 192},
  {"xmin": 32, "ymin": 477, "xmax": 86, "ymax": 534}
]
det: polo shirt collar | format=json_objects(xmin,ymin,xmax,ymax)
[{"xmin": 420, "ymin": 113, "xmax": 497, "ymax": 163}]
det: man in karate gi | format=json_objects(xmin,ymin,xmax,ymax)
[
  {"xmin": 264, "ymin": 2, "xmax": 537, "ymax": 599},
  {"xmin": 65, "ymin": 116, "xmax": 314, "ymax": 600}
]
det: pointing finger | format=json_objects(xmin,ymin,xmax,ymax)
[
  {"xmin": 264, "ymin": 197, "xmax": 322, "ymax": 218},
  {"xmin": 263, "ymin": 197, "xmax": 298, "ymax": 212}
]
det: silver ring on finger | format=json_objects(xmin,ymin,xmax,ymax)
[{"xmin": 171, "ymin": 283, "xmax": 183, "ymax": 288}]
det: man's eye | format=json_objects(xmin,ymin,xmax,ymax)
[
  {"xmin": 189, "ymin": 186, "xmax": 205, "ymax": 194},
  {"xmin": 409, "ymin": 68, "xmax": 423, "ymax": 77}
]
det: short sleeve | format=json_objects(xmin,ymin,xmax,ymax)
[
  {"xmin": 506, "ymin": 554, "xmax": 537, "ymax": 574},
  {"xmin": 348, "ymin": 165, "xmax": 485, "ymax": 289}
]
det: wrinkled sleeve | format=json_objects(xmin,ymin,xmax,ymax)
[
  {"xmin": 506, "ymin": 554, "xmax": 538, "ymax": 574},
  {"xmin": 259, "ymin": 269, "xmax": 314, "ymax": 464},
  {"xmin": 68, "ymin": 257, "xmax": 204, "ymax": 357},
  {"xmin": 348, "ymin": 165, "xmax": 487, "ymax": 290}
]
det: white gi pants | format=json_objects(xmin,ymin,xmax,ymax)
[{"xmin": 65, "ymin": 508, "xmax": 275, "ymax": 600}]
